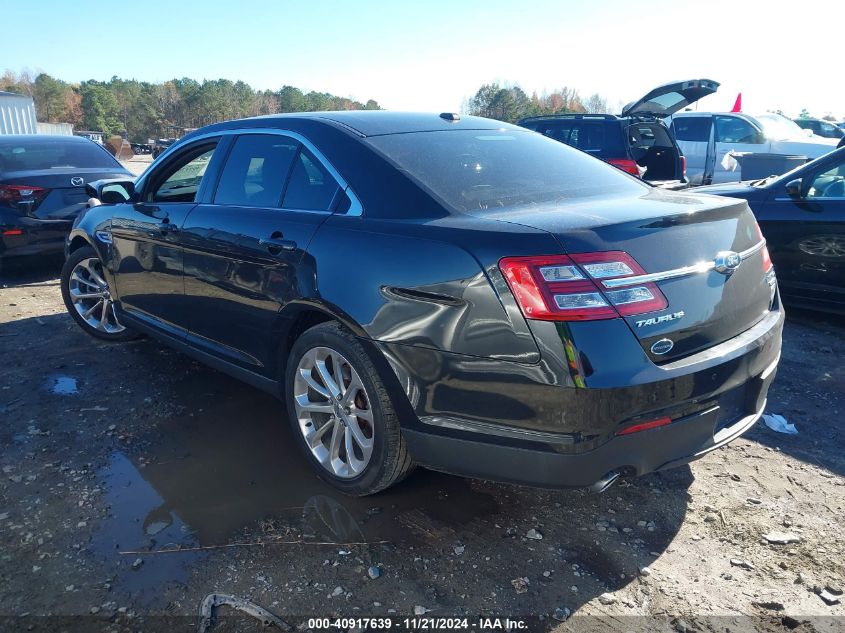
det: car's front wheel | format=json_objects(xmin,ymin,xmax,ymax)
[
  {"xmin": 285, "ymin": 322, "xmax": 414, "ymax": 496},
  {"xmin": 60, "ymin": 246, "xmax": 138, "ymax": 341}
]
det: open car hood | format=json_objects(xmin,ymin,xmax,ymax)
[{"xmin": 622, "ymin": 79, "xmax": 720, "ymax": 117}]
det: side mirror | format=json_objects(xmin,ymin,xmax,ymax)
[
  {"xmin": 85, "ymin": 179, "xmax": 135, "ymax": 204},
  {"xmin": 785, "ymin": 178, "xmax": 803, "ymax": 198}
]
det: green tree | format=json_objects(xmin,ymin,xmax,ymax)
[
  {"xmin": 32, "ymin": 73, "xmax": 68, "ymax": 122},
  {"xmin": 79, "ymin": 81, "xmax": 122, "ymax": 134}
]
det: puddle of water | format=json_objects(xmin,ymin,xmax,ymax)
[
  {"xmin": 46, "ymin": 374, "xmax": 78, "ymax": 395},
  {"xmin": 91, "ymin": 452, "xmax": 201, "ymax": 605},
  {"xmin": 100, "ymin": 368, "xmax": 498, "ymax": 543},
  {"xmin": 91, "ymin": 370, "xmax": 500, "ymax": 600}
]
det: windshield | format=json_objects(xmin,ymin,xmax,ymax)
[
  {"xmin": 756, "ymin": 114, "xmax": 807, "ymax": 141},
  {"xmin": 0, "ymin": 140, "xmax": 120, "ymax": 171},
  {"xmin": 366, "ymin": 129, "xmax": 645, "ymax": 213}
]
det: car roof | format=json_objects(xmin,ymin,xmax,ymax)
[
  {"xmin": 215, "ymin": 111, "xmax": 521, "ymax": 137},
  {"xmin": 0, "ymin": 134, "xmax": 97, "ymax": 145}
]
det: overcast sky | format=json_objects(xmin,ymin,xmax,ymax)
[{"xmin": 2, "ymin": 0, "xmax": 840, "ymax": 119}]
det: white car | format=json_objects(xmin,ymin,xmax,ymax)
[{"xmin": 665, "ymin": 111, "xmax": 838, "ymax": 184}]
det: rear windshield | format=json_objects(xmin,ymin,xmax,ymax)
[
  {"xmin": 366, "ymin": 129, "xmax": 643, "ymax": 213},
  {"xmin": 0, "ymin": 140, "xmax": 119, "ymax": 171},
  {"xmin": 523, "ymin": 120, "xmax": 626, "ymax": 158}
]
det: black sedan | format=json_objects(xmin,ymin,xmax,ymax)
[
  {"xmin": 697, "ymin": 147, "xmax": 845, "ymax": 314},
  {"xmin": 61, "ymin": 112, "xmax": 782, "ymax": 495},
  {"xmin": 0, "ymin": 135, "xmax": 131, "ymax": 270}
]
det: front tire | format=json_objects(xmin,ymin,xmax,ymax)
[
  {"xmin": 284, "ymin": 322, "xmax": 414, "ymax": 496},
  {"xmin": 61, "ymin": 246, "xmax": 138, "ymax": 341}
]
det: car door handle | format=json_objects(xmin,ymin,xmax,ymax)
[
  {"xmin": 157, "ymin": 221, "xmax": 178, "ymax": 233},
  {"xmin": 259, "ymin": 236, "xmax": 297, "ymax": 252}
]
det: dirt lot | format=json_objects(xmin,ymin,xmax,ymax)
[{"xmin": 0, "ymin": 257, "xmax": 843, "ymax": 633}]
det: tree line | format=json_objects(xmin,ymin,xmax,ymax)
[
  {"xmin": 465, "ymin": 83, "xmax": 611, "ymax": 122},
  {"xmin": 2, "ymin": 70, "xmax": 618, "ymax": 142},
  {"xmin": 1, "ymin": 70, "xmax": 381, "ymax": 142}
]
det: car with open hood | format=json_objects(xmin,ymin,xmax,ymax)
[
  {"xmin": 61, "ymin": 111, "xmax": 783, "ymax": 496},
  {"xmin": 519, "ymin": 79, "xmax": 719, "ymax": 186}
]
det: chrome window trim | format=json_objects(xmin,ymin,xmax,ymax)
[
  {"xmin": 183, "ymin": 127, "xmax": 363, "ymax": 216},
  {"xmin": 601, "ymin": 239, "xmax": 767, "ymax": 289}
]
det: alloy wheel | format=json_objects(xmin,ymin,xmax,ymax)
[
  {"xmin": 68, "ymin": 257, "xmax": 125, "ymax": 334},
  {"xmin": 798, "ymin": 235, "xmax": 845, "ymax": 258},
  {"xmin": 293, "ymin": 346, "xmax": 374, "ymax": 479}
]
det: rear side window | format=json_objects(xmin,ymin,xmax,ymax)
[
  {"xmin": 281, "ymin": 148, "xmax": 340, "ymax": 211},
  {"xmin": 672, "ymin": 117, "xmax": 711, "ymax": 142},
  {"xmin": 0, "ymin": 140, "xmax": 120, "ymax": 171},
  {"xmin": 367, "ymin": 129, "xmax": 644, "ymax": 213},
  {"xmin": 214, "ymin": 135, "xmax": 299, "ymax": 206},
  {"xmin": 529, "ymin": 120, "xmax": 625, "ymax": 158}
]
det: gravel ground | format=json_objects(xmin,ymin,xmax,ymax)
[{"xmin": 0, "ymin": 258, "xmax": 843, "ymax": 633}]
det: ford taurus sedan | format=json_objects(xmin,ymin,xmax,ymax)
[{"xmin": 61, "ymin": 112, "xmax": 783, "ymax": 496}]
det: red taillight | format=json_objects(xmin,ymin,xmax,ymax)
[
  {"xmin": 499, "ymin": 251, "xmax": 668, "ymax": 322},
  {"xmin": 607, "ymin": 158, "xmax": 640, "ymax": 177},
  {"xmin": 0, "ymin": 184, "xmax": 50, "ymax": 210},
  {"xmin": 754, "ymin": 222, "xmax": 772, "ymax": 271},
  {"xmin": 2, "ymin": 229, "xmax": 24, "ymax": 236},
  {"xmin": 680, "ymin": 155, "xmax": 687, "ymax": 178},
  {"xmin": 616, "ymin": 416, "xmax": 672, "ymax": 436}
]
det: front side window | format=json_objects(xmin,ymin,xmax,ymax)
[
  {"xmin": 808, "ymin": 159, "xmax": 845, "ymax": 198},
  {"xmin": 281, "ymin": 147, "xmax": 340, "ymax": 211},
  {"xmin": 715, "ymin": 116, "xmax": 763, "ymax": 144},
  {"xmin": 214, "ymin": 135, "xmax": 299, "ymax": 206},
  {"xmin": 150, "ymin": 144, "xmax": 217, "ymax": 203}
]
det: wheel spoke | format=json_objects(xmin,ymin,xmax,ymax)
[
  {"xmin": 308, "ymin": 418, "xmax": 336, "ymax": 449},
  {"xmin": 341, "ymin": 373, "xmax": 365, "ymax": 406},
  {"xmin": 85, "ymin": 260, "xmax": 107, "ymax": 287},
  {"xmin": 82, "ymin": 299, "xmax": 104, "ymax": 318},
  {"xmin": 72, "ymin": 272, "xmax": 100, "ymax": 290},
  {"xmin": 329, "ymin": 420, "xmax": 344, "ymax": 462},
  {"xmin": 71, "ymin": 290, "xmax": 103, "ymax": 300},
  {"xmin": 299, "ymin": 368, "xmax": 330, "ymax": 398},
  {"xmin": 315, "ymin": 359, "xmax": 341, "ymax": 398},
  {"xmin": 345, "ymin": 415, "xmax": 373, "ymax": 450},
  {"xmin": 295, "ymin": 394, "xmax": 334, "ymax": 414}
]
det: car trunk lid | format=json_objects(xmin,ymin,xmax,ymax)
[
  {"xmin": 481, "ymin": 189, "xmax": 774, "ymax": 363},
  {"xmin": 0, "ymin": 168, "xmax": 129, "ymax": 219},
  {"xmin": 621, "ymin": 79, "xmax": 720, "ymax": 118}
]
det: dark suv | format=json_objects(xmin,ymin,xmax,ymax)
[{"xmin": 519, "ymin": 79, "xmax": 719, "ymax": 186}]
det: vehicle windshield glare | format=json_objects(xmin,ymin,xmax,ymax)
[
  {"xmin": 756, "ymin": 114, "xmax": 807, "ymax": 141},
  {"xmin": 366, "ymin": 129, "xmax": 645, "ymax": 213}
]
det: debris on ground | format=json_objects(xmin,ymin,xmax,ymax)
[
  {"xmin": 763, "ymin": 532, "xmax": 802, "ymax": 545},
  {"xmin": 198, "ymin": 593, "xmax": 290, "ymax": 633},
  {"xmin": 762, "ymin": 413, "xmax": 798, "ymax": 435}
]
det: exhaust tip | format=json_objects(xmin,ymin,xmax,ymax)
[{"xmin": 589, "ymin": 470, "xmax": 623, "ymax": 494}]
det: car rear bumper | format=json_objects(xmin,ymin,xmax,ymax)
[
  {"xmin": 376, "ymin": 305, "xmax": 783, "ymax": 489},
  {"xmin": 0, "ymin": 217, "xmax": 70, "ymax": 259}
]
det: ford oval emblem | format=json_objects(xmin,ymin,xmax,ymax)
[
  {"xmin": 651, "ymin": 338, "xmax": 674, "ymax": 355},
  {"xmin": 714, "ymin": 250, "xmax": 742, "ymax": 275}
]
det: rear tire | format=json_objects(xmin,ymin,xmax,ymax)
[
  {"xmin": 284, "ymin": 321, "xmax": 414, "ymax": 496},
  {"xmin": 60, "ymin": 246, "xmax": 138, "ymax": 342}
]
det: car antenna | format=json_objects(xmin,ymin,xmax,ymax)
[{"xmin": 440, "ymin": 112, "xmax": 460, "ymax": 122}]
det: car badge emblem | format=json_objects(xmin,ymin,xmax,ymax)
[
  {"xmin": 71, "ymin": 177, "xmax": 84, "ymax": 187},
  {"xmin": 714, "ymin": 250, "xmax": 742, "ymax": 275},
  {"xmin": 650, "ymin": 338, "xmax": 674, "ymax": 355}
]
